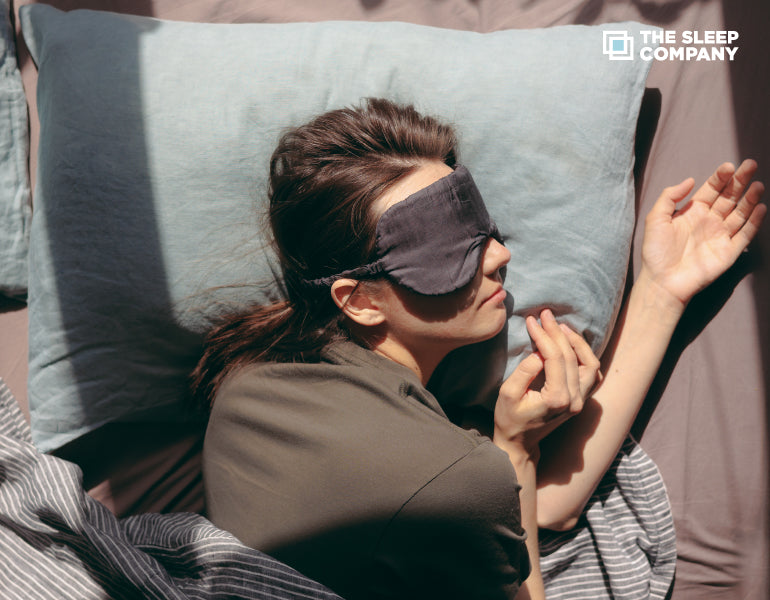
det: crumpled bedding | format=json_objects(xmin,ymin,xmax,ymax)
[
  {"xmin": 0, "ymin": 377, "xmax": 343, "ymax": 600},
  {"xmin": 540, "ymin": 438, "xmax": 677, "ymax": 599}
]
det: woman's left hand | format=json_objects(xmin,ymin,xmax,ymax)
[
  {"xmin": 641, "ymin": 159, "xmax": 766, "ymax": 309},
  {"xmin": 494, "ymin": 310, "xmax": 600, "ymax": 452}
]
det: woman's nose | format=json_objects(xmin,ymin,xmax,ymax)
[{"xmin": 483, "ymin": 238, "xmax": 511, "ymax": 275}]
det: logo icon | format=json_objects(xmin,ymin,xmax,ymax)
[{"xmin": 603, "ymin": 31, "xmax": 634, "ymax": 60}]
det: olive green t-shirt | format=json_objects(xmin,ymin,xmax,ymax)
[{"xmin": 204, "ymin": 341, "xmax": 529, "ymax": 599}]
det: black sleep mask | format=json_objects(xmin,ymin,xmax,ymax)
[{"xmin": 302, "ymin": 165, "xmax": 502, "ymax": 295}]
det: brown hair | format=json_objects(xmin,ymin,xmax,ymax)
[{"xmin": 190, "ymin": 98, "xmax": 458, "ymax": 408}]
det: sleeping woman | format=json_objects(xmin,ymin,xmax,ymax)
[{"xmin": 191, "ymin": 98, "xmax": 765, "ymax": 600}]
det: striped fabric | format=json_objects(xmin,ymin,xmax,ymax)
[
  {"xmin": 540, "ymin": 436, "xmax": 677, "ymax": 599},
  {"xmin": 0, "ymin": 378, "xmax": 343, "ymax": 600}
]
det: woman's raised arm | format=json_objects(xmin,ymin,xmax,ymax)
[{"xmin": 534, "ymin": 159, "xmax": 766, "ymax": 530}]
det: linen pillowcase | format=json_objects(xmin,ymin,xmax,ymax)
[
  {"xmin": 20, "ymin": 4, "xmax": 654, "ymax": 451},
  {"xmin": 0, "ymin": 0, "xmax": 31, "ymax": 299}
]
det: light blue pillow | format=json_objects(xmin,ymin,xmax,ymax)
[
  {"xmin": 0, "ymin": 0, "xmax": 31, "ymax": 299},
  {"xmin": 20, "ymin": 5, "xmax": 654, "ymax": 451}
]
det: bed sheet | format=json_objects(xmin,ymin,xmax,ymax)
[{"xmin": 3, "ymin": 1, "xmax": 768, "ymax": 598}]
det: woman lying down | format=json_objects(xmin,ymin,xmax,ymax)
[{"xmin": 193, "ymin": 98, "xmax": 766, "ymax": 600}]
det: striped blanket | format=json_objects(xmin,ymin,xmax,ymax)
[
  {"xmin": 0, "ymin": 378, "xmax": 343, "ymax": 600},
  {"xmin": 540, "ymin": 438, "xmax": 677, "ymax": 598}
]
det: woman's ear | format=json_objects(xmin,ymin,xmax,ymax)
[{"xmin": 330, "ymin": 279, "xmax": 386, "ymax": 327}]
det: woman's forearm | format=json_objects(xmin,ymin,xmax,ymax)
[{"xmin": 535, "ymin": 267, "xmax": 684, "ymax": 530}]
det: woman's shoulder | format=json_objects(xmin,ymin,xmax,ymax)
[
  {"xmin": 215, "ymin": 340, "xmax": 410, "ymax": 399},
  {"xmin": 208, "ymin": 339, "xmax": 484, "ymax": 455},
  {"xmin": 213, "ymin": 339, "xmax": 435, "ymax": 414}
]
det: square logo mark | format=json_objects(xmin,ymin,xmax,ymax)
[{"xmin": 603, "ymin": 31, "xmax": 634, "ymax": 60}]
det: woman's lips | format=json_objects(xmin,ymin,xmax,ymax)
[{"xmin": 483, "ymin": 285, "xmax": 507, "ymax": 306}]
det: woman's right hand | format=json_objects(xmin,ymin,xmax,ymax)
[{"xmin": 493, "ymin": 309, "xmax": 600, "ymax": 454}]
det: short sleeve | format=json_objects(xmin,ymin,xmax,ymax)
[{"xmin": 369, "ymin": 442, "xmax": 529, "ymax": 599}]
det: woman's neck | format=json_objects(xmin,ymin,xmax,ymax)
[{"xmin": 371, "ymin": 337, "xmax": 448, "ymax": 386}]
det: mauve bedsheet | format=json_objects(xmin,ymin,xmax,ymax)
[{"xmin": 3, "ymin": 1, "xmax": 768, "ymax": 598}]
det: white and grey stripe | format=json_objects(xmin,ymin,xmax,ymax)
[
  {"xmin": 0, "ymin": 378, "xmax": 343, "ymax": 600},
  {"xmin": 540, "ymin": 436, "xmax": 677, "ymax": 599}
]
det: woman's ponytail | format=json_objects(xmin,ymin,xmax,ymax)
[{"xmin": 190, "ymin": 300, "xmax": 344, "ymax": 409}]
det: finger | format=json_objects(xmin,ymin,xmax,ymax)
[
  {"xmin": 729, "ymin": 196, "xmax": 767, "ymax": 255},
  {"xmin": 526, "ymin": 312, "xmax": 572, "ymax": 410},
  {"xmin": 690, "ymin": 161, "xmax": 736, "ymax": 208},
  {"xmin": 648, "ymin": 177, "xmax": 695, "ymax": 221},
  {"xmin": 709, "ymin": 160, "xmax": 759, "ymax": 216},
  {"xmin": 559, "ymin": 324, "xmax": 601, "ymax": 397},
  {"xmin": 540, "ymin": 310, "xmax": 579, "ymax": 399},
  {"xmin": 526, "ymin": 313, "xmax": 566, "ymax": 388},
  {"xmin": 501, "ymin": 350, "xmax": 544, "ymax": 399},
  {"xmin": 558, "ymin": 324, "xmax": 598, "ymax": 365},
  {"xmin": 724, "ymin": 180, "xmax": 766, "ymax": 236}
]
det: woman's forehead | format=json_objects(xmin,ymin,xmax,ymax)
[{"xmin": 373, "ymin": 161, "xmax": 454, "ymax": 216}]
